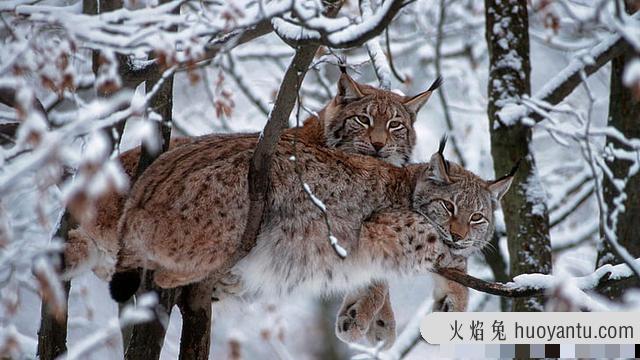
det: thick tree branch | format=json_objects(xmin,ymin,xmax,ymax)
[
  {"xmin": 234, "ymin": 46, "xmax": 318, "ymax": 272},
  {"xmin": 231, "ymin": 2, "xmax": 343, "ymax": 290},
  {"xmin": 436, "ymin": 259, "xmax": 639, "ymax": 298}
]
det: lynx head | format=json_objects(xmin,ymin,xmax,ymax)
[
  {"xmin": 412, "ymin": 138, "xmax": 516, "ymax": 256},
  {"xmin": 323, "ymin": 72, "xmax": 441, "ymax": 166}
]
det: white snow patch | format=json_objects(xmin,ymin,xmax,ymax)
[
  {"xmin": 623, "ymin": 58, "xmax": 640, "ymax": 87},
  {"xmin": 303, "ymin": 183, "xmax": 326, "ymax": 211},
  {"xmin": 329, "ymin": 235, "xmax": 348, "ymax": 258},
  {"xmin": 496, "ymin": 103, "xmax": 527, "ymax": 126}
]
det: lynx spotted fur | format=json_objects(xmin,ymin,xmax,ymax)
[{"xmin": 113, "ymin": 135, "xmax": 513, "ymax": 346}]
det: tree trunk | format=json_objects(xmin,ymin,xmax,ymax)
[
  {"xmin": 37, "ymin": 208, "xmax": 72, "ymax": 359},
  {"xmin": 125, "ymin": 273, "xmax": 180, "ymax": 360},
  {"xmin": 596, "ymin": 3, "xmax": 640, "ymax": 299},
  {"xmin": 177, "ymin": 281, "xmax": 215, "ymax": 360},
  {"xmin": 124, "ymin": 32, "xmax": 177, "ymax": 359},
  {"xmin": 483, "ymin": 232, "xmax": 510, "ymax": 311},
  {"xmin": 485, "ymin": 0, "xmax": 552, "ymax": 311}
]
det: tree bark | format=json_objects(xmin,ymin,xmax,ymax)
[
  {"xmin": 483, "ymin": 232, "xmax": 510, "ymax": 311},
  {"xmin": 125, "ymin": 273, "xmax": 181, "ymax": 360},
  {"xmin": 124, "ymin": 31, "xmax": 177, "ymax": 360},
  {"xmin": 485, "ymin": 0, "xmax": 552, "ymax": 311},
  {"xmin": 177, "ymin": 282, "xmax": 215, "ymax": 360},
  {"xmin": 37, "ymin": 208, "xmax": 72, "ymax": 360},
  {"xmin": 596, "ymin": 3, "xmax": 640, "ymax": 299}
]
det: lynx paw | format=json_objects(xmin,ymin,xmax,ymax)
[
  {"xmin": 365, "ymin": 301, "xmax": 396, "ymax": 349},
  {"xmin": 336, "ymin": 301, "xmax": 370, "ymax": 343},
  {"xmin": 211, "ymin": 273, "xmax": 243, "ymax": 301}
]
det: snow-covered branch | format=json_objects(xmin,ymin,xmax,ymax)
[
  {"xmin": 436, "ymin": 259, "xmax": 640, "ymax": 298},
  {"xmin": 497, "ymin": 33, "xmax": 632, "ymax": 126},
  {"xmin": 273, "ymin": 0, "xmax": 407, "ymax": 49}
]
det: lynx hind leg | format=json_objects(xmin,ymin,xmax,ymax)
[
  {"xmin": 365, "ymin": 288, "xmax": 396, "ymax": 349},
  {"xmin": 336, "ymin": 280, "xmax": 387, "ymax": 344},
  {"xmin": 63, "ymin": 228, "xmax": 115, "ymax": 280},
  {"xmin": 431, "ymin": 273, "xmax": 468, "ymax": 312},
  {"xmin": 62, "ymin": 228, "xmax": 94, "ymax": 279}
]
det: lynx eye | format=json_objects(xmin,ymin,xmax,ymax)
[
  {"xmin": 440, "ymin": 200, "xmax": 455, "ymax": 214},
  {"xmin": 388, "ymin": 120, "xmax": 403, "ymax": 130},
  {"xmin": 351, "ymin": 116, "xmax": 369, "ymax": 128},
  {"xmin": 470, "ymin": 213, "xmax": 484, "ymax": 223}
]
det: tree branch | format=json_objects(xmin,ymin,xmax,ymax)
[
  {"xmin": 231, "ymin": 3, "xmax": 343, "ymax": 283},
  {"xmin": 273, "ymin": 0, "xmax": 406, "ymax": 49},
  {"xmin": 436, "ymin": 259, "xmax": 639, "ymax": 298},
  {"xmin": 497, "ymin": 34, "xmax": 632, "ymax": 125},
  {"xmin": 121, "ymin": 19, "xmax": 274, "ymax": 89},
  {"xmin": 434, "ymin": 0, "xmax": 465, "ymax": 167}
]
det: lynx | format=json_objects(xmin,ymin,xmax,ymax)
[
  {"xmin": 63, "ymin": 72, "xmax": 442, "ymax": 346},
  {"xmin": 64, "ymin": 72, "xmax": 438, "ymax": 280},
  {"xmin": 112, "ymin": 135, "xmax": 513, "ymax": 346}
]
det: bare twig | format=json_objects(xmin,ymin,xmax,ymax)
[
  {"xmin": 224, "ymin": 55, "xmax": 270, "ymax": 116},
  {"xmin": 434, "ymin": 0, "xmax": 465, "ymax": 167},
  {"xmin": 384, "ymin": 28, "xmax": 405, "ymax": 83},
  {"xmin": 292, "ymin": 89, "xmax": 346, "ymax": 259}
]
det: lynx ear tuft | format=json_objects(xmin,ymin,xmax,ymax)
[
  {"xmin": 488, "ymin": 160, "xmax": 519, "ymax": 201},
  {"xmin": 403, "ymin": 76, "xmax": 442, "ymax": 114},
  {"xmin": 428, "ymin": 135, "xmax": 451, "ymax": 184},
  {"xmin": 337, "ymin": 72, "xmax": 364, "ymax": 103}
]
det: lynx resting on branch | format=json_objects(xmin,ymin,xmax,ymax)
[
  {"xmin": 63, "ymin": 72, "xmax": 443, "ymax": 347},
  {"xmin": 112, "ymin": 134, "xmax": 513, "ymax": 346}
]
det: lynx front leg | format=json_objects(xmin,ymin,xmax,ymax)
[
  {"xmin": 335, "ymin": 280, "xmax": 387, "ymax": 344},
  {"xmin": 431, "ymin": 273, "xmax": 468, "ymax": 312}
]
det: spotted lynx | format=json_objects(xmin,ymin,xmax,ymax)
[
  {"xmin": 63, "ymin": 72, "xmax": 438, "ymax": 280},
  {"xmin": 63, "ymin": 72, "xmax": 441, "ymax": 347},
  {"xmin": 112, "ymin": 136, "xmax": 513, "ymax": 347}
]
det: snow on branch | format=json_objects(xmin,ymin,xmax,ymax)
[
  {"xmin": 273, "ymin": 0, "xmax": 407, "ymax": 49},
  {"xmin": 497, "ymin": 33, "xmax": 631, "ymax": 126},
  {"xmin": 435, "ymin": 258, "xmax": 640, "ymax": 298},
  {"xmin": 360, "ymin": 0, "xmax": 392, "ymax": 89}
]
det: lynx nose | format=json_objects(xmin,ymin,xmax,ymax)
[
  {"xmin": 372, "ymin": 142, "xmax": 384, "ymax": 151},
  {"xmin": 451, "ymin": 233, "xmax": 463, "ymax": 242}
]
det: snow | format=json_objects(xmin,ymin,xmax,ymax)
[
  {"xmin": 508, "ymin": 258, "xmax": 640, "ymax": 295},
  {"xmin": 496, "ymin": 103, "xmax": 527, "ymax": 126},
  {"xmin": 623, "ymin": 58, "xmax": 640, "ymax": 87},
  {"xmin": 302, "ymin": 182, "xmax": 326, "ymax": 211},
  {"xmin": 329, "ymin": 235, "xmax": 348, "ymax": 258}
]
